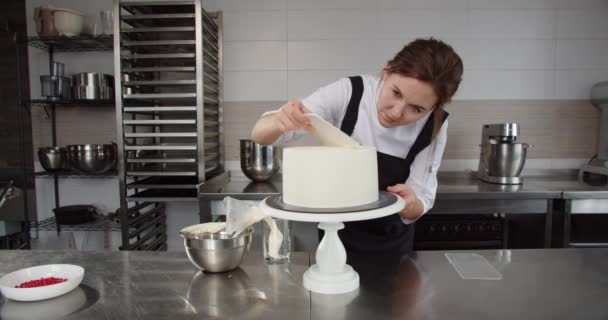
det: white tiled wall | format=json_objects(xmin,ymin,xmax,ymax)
[
  {"xmin": 224, "ymin": 41, "xmax": 287, "ymax": 71},
  {"xmin": 224, "ymin": 71, "xmax": 287, "ymax": 101},
  {"xmin": 25, "ymin": 0, "xmax": 608, "ymax": 129},
  {"xmin": 223, "ymin": 11, "xmax": 286, "ymax": 41},
  {"xmin": 204, "ymin": 0, "xmax": 608, "ymax": 101},
  {"xmin": 556, "ymin": 40, "xmax": 608, "ymax": 69}
]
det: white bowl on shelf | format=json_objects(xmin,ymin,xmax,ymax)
[{"xmin": 0, "ymin": 264, "xmax": 84, "ymax": 302}]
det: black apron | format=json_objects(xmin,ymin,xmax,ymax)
[{"xmin": 337, "ymin": 76, "xmax": 448, "ymax": 256}]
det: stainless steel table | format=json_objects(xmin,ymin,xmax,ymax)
[
  {"xmin": 0, "ymin": 250, "xmax": 311, "ymax": 320},
  {"xmin": 560, "ymin": 175, "xmax": 608, "ymax": 247},
  {"xmin": 1, "ymin": 249, "xmax": 607, "ymax": 319},
  {"xmin": 313, "ymin": 248, "xmax": 608, "ymax": 320},
  {"xmin": 198, "ymin": 171, "xmax": 596, "ymax": 248}
]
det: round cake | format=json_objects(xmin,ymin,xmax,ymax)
[{"xmin": 282, "ymin": 146, "xmax": 379, "ymax": 208}]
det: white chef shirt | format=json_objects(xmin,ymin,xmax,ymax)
[{"xmin": 263, "ymin": 74, "xmax": 448, "ymax": 223}]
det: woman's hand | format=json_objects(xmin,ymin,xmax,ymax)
[
  {"xmin": 387, "ymin": 184, "xmax": 425, "ymax": 221},
  {"xmin": 252, "ymin": 100, "xmax": 314, "ymax": 145},
  {"xmin": 273, "ymin": 100, "xmax": 315, "ymax": 133}
]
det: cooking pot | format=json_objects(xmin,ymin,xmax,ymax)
[
  {"xmin": 53, "ymin": 205, "xmax": 96, "ymax": 225},
  {"xmin": 72, "ymin": 73, "xmax": 114, "ymax": 100},
  {"xmin": 40, "ymin": 75, "xmax": 71, "ymax": 100}
]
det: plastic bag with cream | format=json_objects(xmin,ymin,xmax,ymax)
[
  {"xmin": 224, "ymin": 196, "xmax": 283, "ymax": 259},
  {"xmin": 181, "ymin": 222, "xmax": 226, "ymax": 238}
]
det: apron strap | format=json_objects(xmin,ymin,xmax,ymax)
[
  {"xmin": 403, "ymin": 110, "xmax": 449, "ymax": 165},
  {"xmin": 340, "ymin": 76, "xmax": 364, "ymax": 135}
]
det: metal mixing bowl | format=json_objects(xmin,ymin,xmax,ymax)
[
  {"xmin": 181, "ymin": 227, "xmax": 253, "ymax": 273},
  {"xmin": 240, "ymin": 139, "xmax": 280, "ymax": 182},
  {"xmin": 486, "ymin": 142, "xmax": 531, "ymax": 177},
  {"xmin": 66, "ymin": 144, "xmax": 117, "ymax": 174},
  {"xmin": 38, "ymin": 147, "xmax": 67, "ymax": 171}
]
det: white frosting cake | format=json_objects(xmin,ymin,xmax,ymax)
[{"xmin": 282, "ymin": 146, "xmax": 379, "ymax": 208}]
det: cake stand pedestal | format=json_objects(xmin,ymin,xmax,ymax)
[{"xmin": 260, "ymin": 191, "xmax": 405, "ymax": 294}]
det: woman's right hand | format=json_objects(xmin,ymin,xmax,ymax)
[{"xmin": 272, "ymin": 100, "xmax": 315, "ymax": 133}]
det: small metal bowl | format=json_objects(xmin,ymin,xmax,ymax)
[
  {"xmin": 240, "ymin": 139, "xmax": 281, "ymax": 182},
  {"xmin": 38, "ymin": 147, "xmax": 67, "ymax": 171},
  {"xmin": 181, "ymin": 227, "xmax": 254, "ymax": 273}
]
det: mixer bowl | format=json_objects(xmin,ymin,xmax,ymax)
[
  {"xmin": 240, "ymin": 139, "xmax": 280, "ymax": 182},
  {"xmin": 486, "ymin": 142, "xmax": 531, "ymax": 177},
  {"xmin": 66, "ymin": 144, "xmax": 116, "ymax": 174}
]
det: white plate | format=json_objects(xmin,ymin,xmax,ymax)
[
  {"xmin": 0, "ymin": 264, "xmax": 84, "ymax": 302},
  {"xmin": 305, "ymin": 113, "xmax": 360, "ymax": 148}
]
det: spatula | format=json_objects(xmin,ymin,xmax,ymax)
[{"xmin": 305, "ymin": 113, "xmax": 360, "ymax": 148}]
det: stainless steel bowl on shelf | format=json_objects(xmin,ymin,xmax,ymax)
[
  {"xmin": 66, "ymin": 144, "xmax": 116, "ymax": 174},
  {"xmin": 38, "ymin": 147, "xmax": 67, "ymax": 171},
  {"xmin": 240, "ymin": 139, "xmax": 280, "ymax": 182},
  {"xmin": 181, "ymin": 227, "xmax": 253, "ymax": 273}
]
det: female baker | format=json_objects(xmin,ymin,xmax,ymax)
[{"xmin": 251, "ymin": 38, "xmax": 463, "ymax": 255}]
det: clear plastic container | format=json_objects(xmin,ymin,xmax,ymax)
[{"xmin": 263, "ymin": 218, "xmax": 291, "ymax": 263}]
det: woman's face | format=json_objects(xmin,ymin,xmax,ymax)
[{"xmin": 377, "ymin": 70, "xmax": 438, "ymax": 128}]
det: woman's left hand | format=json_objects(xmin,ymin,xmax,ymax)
[{"xmin": 387, "ymin": 184, "xmax": 424, "ymax": 220}]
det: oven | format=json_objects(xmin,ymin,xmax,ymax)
[{"xmin": 414, "ymin": 214, "xmax": 508, "ymax": 250}]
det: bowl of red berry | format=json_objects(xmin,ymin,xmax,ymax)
[{"xmin": 0, "ymin": 264, "xmax": 84, "ymax": 302}]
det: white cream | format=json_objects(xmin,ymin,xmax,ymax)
[{"xmin": 282, "ymin": 146, "xmax": 378, "ymax": 208}]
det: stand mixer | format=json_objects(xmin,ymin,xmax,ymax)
[
  {"xmin": 477, "ymin": 123, "xmax": 531, "ymax": 185},
  {"xmin": 579, "ymin": 81, "xmax": 608, "ymax": 180}
]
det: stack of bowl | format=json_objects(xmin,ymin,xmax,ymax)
[{"xmin": 38, "ymin": 144, "xmax": 117, "ymax": 174}]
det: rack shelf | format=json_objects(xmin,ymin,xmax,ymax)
[
  {"xmin": 113, "ymin": 0, "xmax": 223, "ymax": 249},
  {"xmin": 28, "ymin": 99, "xmax": 115, "ymax": 107},
  {"xmin": 35, "ymin": 170, "xmax": 118, "ymax": 179},
  {"xmin": 27, "ymin": 35, "xmax": 113, "ymax": 52},
  {"xmin": 33, "ymin": 216, "xmax": 121, "ymax": 232},
  {"xmin": 127, "ymin": 188, "xmax": 198, "ymax": 202},
  {"xmin": 127, "ymin": 176, "xmax": 198, "ymax": 189}
]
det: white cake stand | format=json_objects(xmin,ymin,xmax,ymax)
[{"xmin": 260, "ymin": 191, "xmax": 405, "ymax": 294}]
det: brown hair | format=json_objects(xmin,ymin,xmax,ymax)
[{"xmin": 386, "ymin": 38, "xmax": 463, "ymax": 140}]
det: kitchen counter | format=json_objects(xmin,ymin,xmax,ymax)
[
  {"xmin": 197, "ymin": 170, "xmax": 564, "ymax": 219},
  {"xmin": 198, "ymin": 170, "xmax": 608, "ymax": 202},
  {"xmin": 1, "ymin": 248, "xmax": 607, "ymax": 319},
  {"xmin": 0, "ymin": 250, "xmax": 310, "ymax": 320},
  {"xmin": 198, "ymin": 170, "xmax": 608, "ymax": 248}
]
